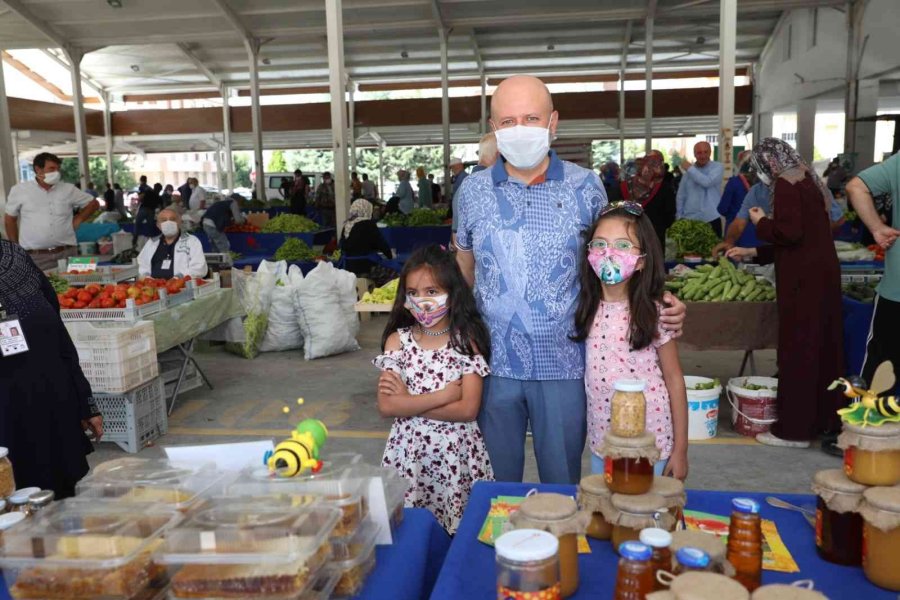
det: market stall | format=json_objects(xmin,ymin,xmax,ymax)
[
  {"xmin": 379, "ymin": 225, "xmax": 450, "ymax": 255},
  {"xmin": 431, "ymin": 481, "xmax": 895, "ymax": 599}
]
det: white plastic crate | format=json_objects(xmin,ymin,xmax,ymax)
[
  {"xmin": 83, "ymin": 352, "xmax": 159, "ymax": 394},
  {"xmin": 189, "ymin": 272, "xmax": 221, "ymax": 299},
  {"xmin": 165, "ymin": 287, "xmax": 194, "ymax": 308},
  {"xmin": 60, "ymin": 296, "xmax": 164, "ymax": 322},
  {"xmin": 841, "ymin": 272, "xmax": 882, "ymax": 284},
  {"xmin": 56, "ymin": 259, "xmax": 139, "ymax": 285},
  {"xmin": 92, "ymin": 377, "xmax": 167, "ymax": 453},
  {"xmin": 69, "ymin": 320, "xmax": 157, "ymax": 363}
]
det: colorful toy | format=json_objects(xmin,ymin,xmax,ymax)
[
  {"xmin": 830, "ymin": 361, "xmax": 900, "ymax": 426},
  {"xmin": 265, "ymin": 419, "xmax": 329, "ymax": 477}
]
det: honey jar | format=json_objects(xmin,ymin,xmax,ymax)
[
  {"xmin": 509, "ymin": 493, "xmax": 590, "ymax": 598},
  {"xmin": 611, "ymin": 379, "xmax": 647, "ymax": 437},
  {"xmin": 859, "ymin": 486, "xmax": 900, "ymax": 591},
  {"xmin": 650, "ymin": 476, "xmax": 687, "ymax": 525},
  {"xmin": 810, "ymin": 469, "xmax": 865, "ymax": 566},
  {"xmin": 837, "ymin": 422, "xmax": 900, "ymax": 486},
  {"xmin": 602, "ymin": 432, "xmax": 660, "ymax": 495},
  {"xmin": 577, "ymin": 475, "xmax": 613, "ymax": 540},
  {"xmin": 670, "ymin": 530, "xmax": 731, "ymax": 576},
  {"xmin": 605, "ymin": 492, "xmax": 674, "ymax": 551}
]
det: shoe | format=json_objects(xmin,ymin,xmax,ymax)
[
  {"xmin": 820, "ymin": 435, "xmax": 843, "ymax": 457},
  {"xmin": 756, "ymin": 431, "xmax": 811, "ymax": 448}
]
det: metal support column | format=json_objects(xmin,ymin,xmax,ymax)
[
  {"xmin": 101, "ymin": 92, "xmax": 114, "ymax": 184},
  {"xmin": 348, "ymin": 81, "xmax": 357, "ymax": 173},
  {"xmin": 618, "ymin": 71, "xmax": 626, "ymax": 165},
  {"xmin": 853, "ymin": 79, "xmax": 879, "ymax": 171},
  {"xmin": 245, "ymin": 40, "xmax": 265, "ymax": 201},
  {"xmin": 440, "ymin": 28, "xmax": 451, "ymax": 200},
  {"xmin": 378, "ymin": 144, "xmax": 384, "ymax": 202},
  {"xmin": 65, "ymin": 47, "xmax": 90, "ymax": 189},
  {"xmin": 10, "ymin": 132, "xmax": 19, "ymax": 184},
  {"xmin": 0, "ymin": 54, "xmax": 17, "ymax": 204},
  {"xmin": 644, "ymin": 11, "xmax": 654, "ymax": 154},
  {"xmin": 325, "ymin": 0, "xmax": 350, "ymax": 232},
  {"xmin": 796, "ymin": 99, "xmax": 816, "ymax": 162},
  {"xmin": 221, "ymin": 87, "xmax": 234, "ymax": 192},
  {"xmin": 718, "ymin": 0, "xmax": 736, "ymax": 177},
  {"xmin": 480, "ymin": 72, "xmax": 487, "ymax": 135},
  {"xmin": 843, "ymin": 0, "xmax": 867, "ymax": 157}
]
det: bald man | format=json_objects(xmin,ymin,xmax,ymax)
[
  {"xmin": 676, "ymin": 141, "xmax": 725, "ymax": 236},
  {"xmin": 455, "ymin": 75, "xmax": 686, "ymax": 484}
]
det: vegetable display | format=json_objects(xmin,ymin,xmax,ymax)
[
  {"xmin": 48, "ymin": 273, "xmax": 69, "ymax": 295},
  {"xmin": 666, "ymin": 219, "xmax": 720, "ymax": 258},
  {"xmin": 381, "ymin": 208, "xmax": 448, "ymax": 228},
  {"xmin": 225, "ymin": 223, "xmax": 261, "ymax": 233},
  {"xmin": 274, "ymin": 238, "xmax": 316, "ymax": 262},
  {"xmin": 261, "ymin": 214, "xmax": 319, "ymax": 233},
  {"xmin": 834, "ymin": 240, "xmax": 875, "ymax": 262},
  {"xmin": 690, "ymin": 378, "xmax": 721, "ymax": 390},
  {"xmin": 843, "ymin": 280, "xmax": 878, "ymax": 303},
  {"xmin": 381, "ymin": 213, "xmax": 408, "ymax": 227},
  {"xmin": 743, "ymin": 383, "xmax": 778, "ymax": 391},
  {"xmin": 665, "ymin": 258, "xmax": 776, "ymax": 302},
  {"xmin": 360, "ymin": 279, "xmax": 399, "ymax": 304}
]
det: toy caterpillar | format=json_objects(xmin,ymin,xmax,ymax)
[
  {"xmin": 830, "ymin": 361, "xmax": 900, "ymax": 427},
  {"xmin": 265, "ymin": 419, "xmax": 329, "ymax": 477}
]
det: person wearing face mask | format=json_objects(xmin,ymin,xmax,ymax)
[
  {"xmin": 454, "ymin": 75, "xmax": 687, "ymax": 485},
  {"xmin": 676, "ymin": 141, "xmax": 725, "ymax": 237},
  {"xmin": 4, "ymin": 152, "xmax": 99, "ymax": 271},
  {"xmin": 137, "ymin": 208, "xmax": 208, "ymax": 279},
  {"xmin": 202, "ymin": 193, "xmax": 246, "ymax": 254},
  {"xmin": 188, "ymin": 178, "xmax": 207, "ymax": 211}
]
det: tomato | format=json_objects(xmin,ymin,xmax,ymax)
[
  {"xmin": 76, "ymin": 290, "xmax": 93, "ymax": 303},
  {"xmin": 100, "ymin": 298, "xmax": 116, "ymax": 309},
  {"xmin": 117, "ymin": 300, "xmax": 127, "ymax": 308},
  {"xmin": 84, "ymin": 284, "xmax": 101, "ymax": 296},
  {"xmin": 73, "ymin": 301, "xmax": 87, "ymax": 309},
  {"xmin": 134, "ymin": 298, "xmax": 145, "ymax": 306},
  {"xmin": 59, "ymin": 298, "xmax": 76, "ymax": 309},
  {"xmin": 88, "ymin": 298, "xmax": 102, "ymax": 309},
  {"xmin": 113, "ymin": 290, "xmax": 127, "ymax": 301},
  {"xmin": 64, "ymin": 288, "xmax": 79, "ymax": 299},
  {"xmin": 57, "ymin": 293, "xmax": 66, "ymax": 303},
  {"xmin": 102, "ymin": 285, "xmax": 116, "ymax": 295}
]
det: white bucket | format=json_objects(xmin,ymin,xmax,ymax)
[{"xmin": 685, "ymin": 375, "xmax": 721, "ymax": 441}]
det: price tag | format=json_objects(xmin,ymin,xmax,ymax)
[
  {"xmin": 67, "ymin": 257, "xmax": 98, "ymax": 273},
  {"xmin": 0, "ymin": 318, "xmax": 29, "ymax": 357}
]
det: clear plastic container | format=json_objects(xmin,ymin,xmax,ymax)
[
  {"xmin": 329, "ymin": 518, "xmax": 379, "ymax": 598},
  {"xmin": 0, "ymin": 500, "xmax": 180, "ymax": 600},
  {"xmin": 329, "ymin": 519, "xmax": 379, "ymax": 564},
  {"xmin": 343, "ymin": 463, "xmax": 409, "ymax": 533},
  {"xmin": 299, "ymin": 567, "xmax": 340, "ymax": 600},
  {"xmin": 495, "ymin": 530, "xmax": 560, "ymax": 600},
  {"xmin": 75, "ymin": 459, "xmax": 226, "ymax": 514}
]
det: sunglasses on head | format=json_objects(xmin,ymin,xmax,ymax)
[{"xmin": 600, "ymin": 201, "xmax": 644, "ymax": 217}]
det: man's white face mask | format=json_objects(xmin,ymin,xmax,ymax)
[{"xmin": 494, "ymin": 116, "xmax": 555, "ymax": 170}]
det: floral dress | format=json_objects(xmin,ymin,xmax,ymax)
[
  {"xmin": 373, "ymin": 327, "xmax": 494, "ymax": 533},
  {"xmin": 585, "ymin": 301, "xmax": 675, "ymax": 459}
]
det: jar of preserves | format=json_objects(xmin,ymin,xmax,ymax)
[
  {"xmin": 7, "ymin": 488, "xmax": 37, "ymax": 515},
  {"xmin": 602, "ymin": 432, "xmax": 660, "ymax": 495},
  {"xmin": 606, "ymin": 492, "xmax": 674, "ymax": 551},
  {"xmin": 509, "ymin": 493, "xmax": 590, "ymax": 598},
  {"xmin": 860, "ymin": 486, "xmax": 900, "ymax": 591},
  {"xmin": 577, "ymin": 475, "xmax": 613, "ymax": 540},
  {"xmin": 674, "ymin": 547, "xmax": 712, "ymax": 574},
  {"xmin": 810, "ymin": 468, "xmax": 865, "ymax": 566},
  {"xmin": 838, "ymin": 422, "xmax": 900, "ymax": 486},
  {"xmin": 639, "ymin": 527, "xmax": 672, "ymax": 590},
  {"xmin": 0, "ymin": 448, "xmax": 14, "ymax": 498},
  {"xmin": 613, "ymin": 541, "xmax": 654, "ymax": 599},
  {"xmin": 727, "ymin": 498, "xmax": 762, "ymax": 592},
  {"xmin": 671, "ymin": 530, "xmax": 731, "ymax": 576},
  {"xmin": 495, "ymin": 529, "xmax": 561, "ymax": 600},
  {"xmin": 650, "ymin": 476, "xmax": 687, "ymax": 525},
  {"xmin": 611, "ymin": 379, "xmax": 647, "ymax": 438}
]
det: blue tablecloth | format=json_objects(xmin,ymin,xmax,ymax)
[
  {"xmin": 380, "ymin": 226, "xmax": 451, "ymax": 254},
  {"xmin": 431, "ymin": 482, "xmax": 895, "ymax": 599},
  {"xmin": 0, "ymin": 508, "xmax": 449, "ymax": 600}
]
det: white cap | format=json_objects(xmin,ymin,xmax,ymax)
[
  {"xmin": 449, "ymin": 157, "xmax": 463, "ymax": 166},
  {"xmin": 496, "ymin": 529, "xmax": 559, "ymax": 562},
  {"xmin": 0, "ymin": 512, "xmax": 25, "ymax": 531},
  {"xmin": 9, "ymin": 487, "xmax": 40, "ymax": 504},
  {"xmin": 614, "ymin": 379, "xmax": 646, "ymax": 393},
  {"xmin": 0, "ymin": 447, "xmax": 7, "ymax": 459},
  {"xmin": 639, "ymin": 527, "xmax": 672, "ymax": 548}
]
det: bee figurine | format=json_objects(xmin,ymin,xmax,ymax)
[
  {"xmin": 265, "ymin": 419, "xmax": 329, "ymax": 478},
  {"xmin": 829, "ymin": 361, "xmax": 900, "ymax": 427}
]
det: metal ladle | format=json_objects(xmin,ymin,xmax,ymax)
[{"xmin": 765, "ymin": 496, "xmax": 816, "ymax": 528}]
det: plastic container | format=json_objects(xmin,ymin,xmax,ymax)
[
  {"xmin": 838, "ymin": 422, "xmax": 900, "ymax": 486},
  {"xmin": 0, "ymin": 500, "xmax": 180, "ymax": 600},
  {"xmin": 860, "ymin": 486, "xmax": 900, "ymax": 591},
  {"xmin": 0, "ymin": 512, "xmax": 26, "ymax": 548},
  {"xmin": 76, "ymin": 458, "xmax": 224, "ymax": 513},
  {"xmin": 611, "ymin": 379, "xmax": 647, "ymax": 438},
  {"xmin": 56, "ymin": 259, "xmax": 139, "ymax": 285},
  {"xmin": 0, "ymin": 447, "xmax": 15, "ymax": 498},
  {"xmin": 684, "ymin": 376, "xmax": 721, "ymax": 440},
  {"xmin": 90, "ymin": 378, "xmax": 168, "ymax": 453},
  {"xmin": 577, "ymin": 474, "xmax": 613, "ymax": 540},
  {"xmin": 300, "ymin": 567, "xmax": 341, "ymax": 600},
  {"xmin": 727, "ymin": 498, "xmax": 762, "ymax": 592},
  {"xmin": 190, "ymin": 272, "xmax": 222, "ymax": 300},
  {"xmin": 60, "ymin": 296, "xmax": 164, "ymax": 322},
  {"xmin": 79, "ymin": 349, "xmax": 159, "ymax": 394},
  {"xmin": 341, "ymin": 462, "xmax": 409, "ymax": 534},
  {"xmin": 329, "ymin": 518, "xmax": 379, "ymax": 598},
  {"xmin": 727, "ymin": 377, "xmax": 778, "ymax": 437},
  {"xmin": 613, "ymin": 541, "xmax": 654, "ymax": 600},
  {"xmin": 495, "ymin": 530, "xmax": 560, "ymax": 600},
  {"xmin": 811, "ymin": 469, "xmax": 865, "ymax": 566},
  {"xmin": 69, "ymin": 320, "xmax": 157, "ymax": 365}
]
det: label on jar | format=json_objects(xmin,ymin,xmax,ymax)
[
  {"xmin": 815, "ymin": 508, "xmax": 823, "ymax": 548},
  {"xmin": 843, "ymin": 447, "xmax": 854, "ymax": 477},
  {"xmin": 497, "ymin": 583, "xmax": 561, "ymax": 600},
  {"xmin": 604, "ymin": 457, "xmax": 614, "ymax": 486}
]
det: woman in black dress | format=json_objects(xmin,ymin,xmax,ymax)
[{"xmin": 0, "ymin": 241, "xmax": 101, "ymax": 498}]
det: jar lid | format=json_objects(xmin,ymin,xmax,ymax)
[
  {"xmin": 863, "ymin": 486, "xmax": 900, "ymax": 514},
  {"xmin": 0, "ymin": 512, "xmax": 25, "ymax": 531},
  {"xmin": 495, "ymin": 529, "xmax": 559, "ymax": 562},
  {"xmin": 519, "ymin": 492, "xmax": 577, "ymax": 521},
  {"xmin": 732, "ymin": 497, "xmax": 760, "ymax": 514},
  {"xmin": 671, "ymin": 530, "xmax": 727, "ymax": 563},
  {"xmin": 27, "ymin": 490, "xmax": 54, "ymax": 506},
  {"xmin": 12, "ymin": 487, "xmax": 39, "ymax": 498},
  {"xmin": 611, "ymin": 492, "xmax": 667, "ymax": 514},
  {"xmin": 670, "ymin": 572, "xmax": 750, "ymax": 599},
  {"xmin": 812, "ymin": 469, "xmax": 866, "ymax": 495},
  {"xmin": 639, "ymin": 527, "xmax": 672, "ymax": 548},
  {"xmin": 676, "ymin": 546, "xmax": 711, "ymax": 568},
  {"xmin": 614, "ymin": 379, "xmax": 646, "ymax": 393},
  {"xmin": 750, "ymin": 584, "xmax": 828, "ymax": 600},
  {"xmin": 0, "ymin": 447, "xmax": 8, "ymax": 459},
  {"xmin": 842, "ymin": 421, "xmax": 900, "ymax": 438},
  {"xmin": 605, "ymin": 431, "xmax": 657, "ymax": 450},
  {"xmin": 579, "ymin": 474, "xmax": 611, "ymax": 498},
  {"xmin": 650, "ymin": 476, "xmax": 687, "ymax": 500},
  {"xmin": 619, "ymin": 540, "xmax": 652, "ymax": 561}
]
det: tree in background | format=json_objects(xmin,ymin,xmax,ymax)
[
  {"xmin": 60, "ymin": 157, "xmax": 136, "ymax": 189},
  {"xmin": 267, "ymin": 149, "xmax": 288, "ymax": 173},
  {"xmin": 591, "ymin": 140, "xmax": 646, "ymax": 168},
  {"xmin": 233, "ymin": 153, "xmax": 252, "ymax": 187}
]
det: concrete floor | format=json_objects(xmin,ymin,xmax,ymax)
[{"xmin": 90, "ymin": 316, "xmax": 842, "ymax": 496}]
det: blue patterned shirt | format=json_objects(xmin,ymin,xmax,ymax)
[{"xmin": 455, "ymin": 151, "xmax": 607, "ymax": 380}]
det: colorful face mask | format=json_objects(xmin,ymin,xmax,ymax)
[
  {"xmin": 587, "ymin": 248, "xmax": 643, "ymax": 285},
  {"xmin": 405, "ymin": 294, "xmax": 449, "ymax": 328}
]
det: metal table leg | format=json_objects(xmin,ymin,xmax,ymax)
[{"xmin": 167, "ymin": 337, "xmax": 214, "ymax": 415}]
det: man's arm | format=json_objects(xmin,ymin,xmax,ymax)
[
  {"xmin": 72, "ymin": 191, "xmax": 99, "ymax": 229},
  {"xmin": 847, "ymin": 176, "xmax": 900, "ymax": 248},
  {"xmin": 4, "ymin": 215, "xmax": 19, "ymax": 244},
  {"xmin": 684, "ymin": 161, "xmax": 724, "ymax": 189},
  {"xmin": 712, "ymin": 217, "xmax": 748, "ymax": 256},
  {"xmin": 456, "ymin": 250, "xmax": 475, "ymax": 288}
]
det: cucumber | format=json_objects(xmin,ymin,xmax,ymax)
[
  {"xmin": 720, "ymin": 281, "xmax": 733, "ymax": 301},
  {"xmin": 725, "ymin": 283, "xmax": 742, "ymax": 301}
]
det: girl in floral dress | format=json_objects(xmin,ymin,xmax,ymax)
[
  {"xmin": 572, "ymin": 201, "xmax": 689, "ymax": 480},
  {"xmin": 374, "ymin": 245, "xmax": 493, "ymax": 533}
]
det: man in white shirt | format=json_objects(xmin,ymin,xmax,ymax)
[
  {"xmin": 188, "ymin": 178, "xmax": 207, "ymax": 211},
  {"xmin": 676, "ymin": 141, "xmax": 726, "ymax": 237},
  {"xmin": 4, "ymin": 153, "xmax": 99, "ymax": 271},
  {"xmin": 361, "ymin": 174, "xmax": 376, "ymax": 201}
]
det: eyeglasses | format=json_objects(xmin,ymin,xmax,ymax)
[
  {"xmin": 587, "ymin": 238, "xmax": 640, "ymax": 252},
  {"xmin": 600, "ymin": 201, "xmax": 644, "ymax": 217}
]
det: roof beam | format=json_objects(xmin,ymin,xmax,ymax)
[
  {"xmin": 1, "ymin": 51, "xmax": 103, "ymax": 104},
  {"xmin": 176, "ymin": 43, "xmax": 222, "ymax": 88},
  {"xmin": 619, "ymin": 20, "xmax": 634, "ymax": 72},
  {"xmin": 41, "ymin": 49, "xmax": 105, "ymax": 98},
  {"xmin": 209, "ymin": 0, "xmax": 254, "ymax": 42},
  {"xmin": 0, "ymin": 0, "xmax": 67, "ymax": 48},
  {"xmin": 469, "ymin": 30, "xmax": 484, "ymax": 73},
  {"xmin": 430, "ymin": 0, "xmax": 446, "ymax": 30}
]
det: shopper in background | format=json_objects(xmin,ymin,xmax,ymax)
[
  {"xmin": 0, "ymin": 239, "xmax": 101, "ymax": 498},
  {"xmin": 177, "ymin": 177, "xmax": 193, "ymax": 206},
  {"xmin": 361, "ymin": 173, "xmax": 377, "ymax": 202},
  {"xmin": 396, "ymin": 169, "xmax": 415, "ymax": 215},
  {"xmin": 599, "ymin": 161, "xmax": 622, "ymax": 201},
  {"xmin": 718, "ymin": 157, "xmax": 757, "ymax": 235},
  {"xmin": 138, "ymin": 175, "xmax": 150, "ymax": 194},
  {"xmin": 315, "ymin": 171, "xmax": 337, "ymax": 227},
  {"xmin": 202, "ymin": 194, "xmax": 246, "ymax": 255},
  {"xmin": 351, "ymin": 172, "xmax": 363, "ymax": 199},
  {"xmin": 84, "ymin": 181, "xmax": 98, "ymax": 199},
  {"xmin": 677, "ymin": 141, "xmax": 725, "ymax": 237},
  {"xmin": 4, "ymin": 152, "xmax": 98, "ymax": 271},
  {"xmin": 188, "ymin": 177, "xmax": 207, "ymax": 211},
  {"xmin": 619, "ymin": 152, "xmax": 676, "ymax": 251},
  {"xmin": 132, "ymin": 185, "xmax": 161, "ymax": 247},
  {"xmin": 278, "ymin": 177, "xmax": 292, "ymax": 200},
  {"xmin": 161, "ymin": 184, "xmax": 174, "ymax": 207},
  {"xmin": 727, "ymin": 137, "xmax": 844, "ymax": 449},
  {"xmin": 339, "ymin": 198, "xmax": 395, "ymax": 286},
  {"xmin": 290, "ymin": 169, "xmax": 309, "ymax": 216},
  {"xmin": 103, "ymin": 181, "xmax": 116, "ymax": 211},
  {"xmin": 138, "ymin": 208, "xmax": 208, "ymax": 279},
  {"xmin": 416, "ymin": 167, "xmax": 433, "ymax": 208},
  {"xmin": 824, "ymin": 157, "xmax": 848, "ymax": 198},
  {"xmin": 113, "ymin": 183, "xmax": 128, "ymax": 219},
  {"xmin": 448, "ymin": 157, "xmax": 468, "ymax": 222},
  {"xmin": 472, "ymin": 133, "xmax": 498, "ymax": 173},
  {"xmin": 429, "ymin": 173, "xmax": 442, "ymax": 205}
]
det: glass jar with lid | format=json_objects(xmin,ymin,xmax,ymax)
[
  {"xmin": 674, "ymin": 547, "xmax": 712, "ymax": 574},
  {"xmin": 659, "ymin": 571, "xmax": 750, "ymax": 600},
  {"xmin": 613, "ymin": 541, "xmax": 654, "ymax": 599},
  {"xmin": 860, "ymin": 486, "xmax": 900, "ymax": 591},
  {"xmin": 650, "ymin": 476, "xmax": 687, "ymax": 525},
  {"xmin": 7, "ymin": 488, "xmax": 39, "ymax": 515},
  {"xmin": 495, "ymin": 529, "xmax": 560, "ymax": 600},
  {"xmin": 605, "ymin": 492, "xmax": 674, "ymax": 551},
  {"xmin": 577, "ymin": 475, "xmax": 613, "ymax": 540},
  {"xmin": 0, "ymin": 511, "xmax": 25, "ymax": 549},
  {"xmin": 671, "ymin": 530, "xmax": 732, "ymax": 576},
  {"xmin": 509, "ymin": 493, "xmax": 589, "ymax": 598},
  {"xmin": 602, "ymin": 432, "xmax": 660, "ymax": 495},
  {"xmin": 26, "ymin": 491, "xmax": 53, "ymax": 517},
  {"xmin": 837, "ymin": 422, "xmax": 900, "ymax": 486},
  {"xmin": 810, "ymin": 468, "xmax": 864, "ymax": 566},
  {"xmin": 0, "ymin": 448, "xmax": 15, "ymax": 498},
  {"xmin": 611, "ymin": 379, "xmax": 647, "ymax": 438},
  {"xmin": 639, "ymin": 527, "xmax": 672, "ymax": 590}
]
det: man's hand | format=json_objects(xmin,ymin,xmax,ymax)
[
  {"xmin": 725, "ymin": 246, "xmax": 758, "ymax": 262},
  {"xmin": 680, "ymin": 159, "xmax": 692, "ymax": 171},
  {"xmin": 82, "ymin": 416, "xmax": 103, "ymax": 442},
  {"xmin": 872, "ymin": 224, "xmax": 900, "ymax": 250},
  {"xmin": 711, "ymin": 240, "xmax": 734, "ymax": 257},
  {"xmin": 378, "ymin": 371, "xmax": 409, "ymax": 397},
  {"xmin": 660, "ymin": 291, "xmax": 686, "ymax": 337},
  {"xmin": 748, "ymin": 207, "xmax": 765, "ymax": 225}
]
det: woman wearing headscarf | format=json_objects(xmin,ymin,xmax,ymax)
[
  {"xmin": 339, "ymin": 199, "xmax": 395, "ymax": 285},
  {"xmin": 619, "ymin": 153, "xmax": 677, "ymax": 250},
  {"xmin": 416, "ymin": 167, "xmax": 433, "ymax": 208},
  {"xmin": 599, "ymin": 161, "xmax": 622, "ymax": 201},
  {"xmin": 727, "ymin": 137, "xmax": 844, "ymax": 448},
  {"xmin": 395, "ymin": 170, "xmax": 415, "ymax": 215},
  {"xmin": 0, "ymin": 240, "xmax": 102, "ymax": 498}
]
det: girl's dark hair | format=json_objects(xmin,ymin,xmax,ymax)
[
  {"xmin": 381, "ymin": 244, "xmax": 491, "ymax": 361},
  {"xmin": 572, "ymin": 207, "xmax": 666, "ymax": 350}
]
